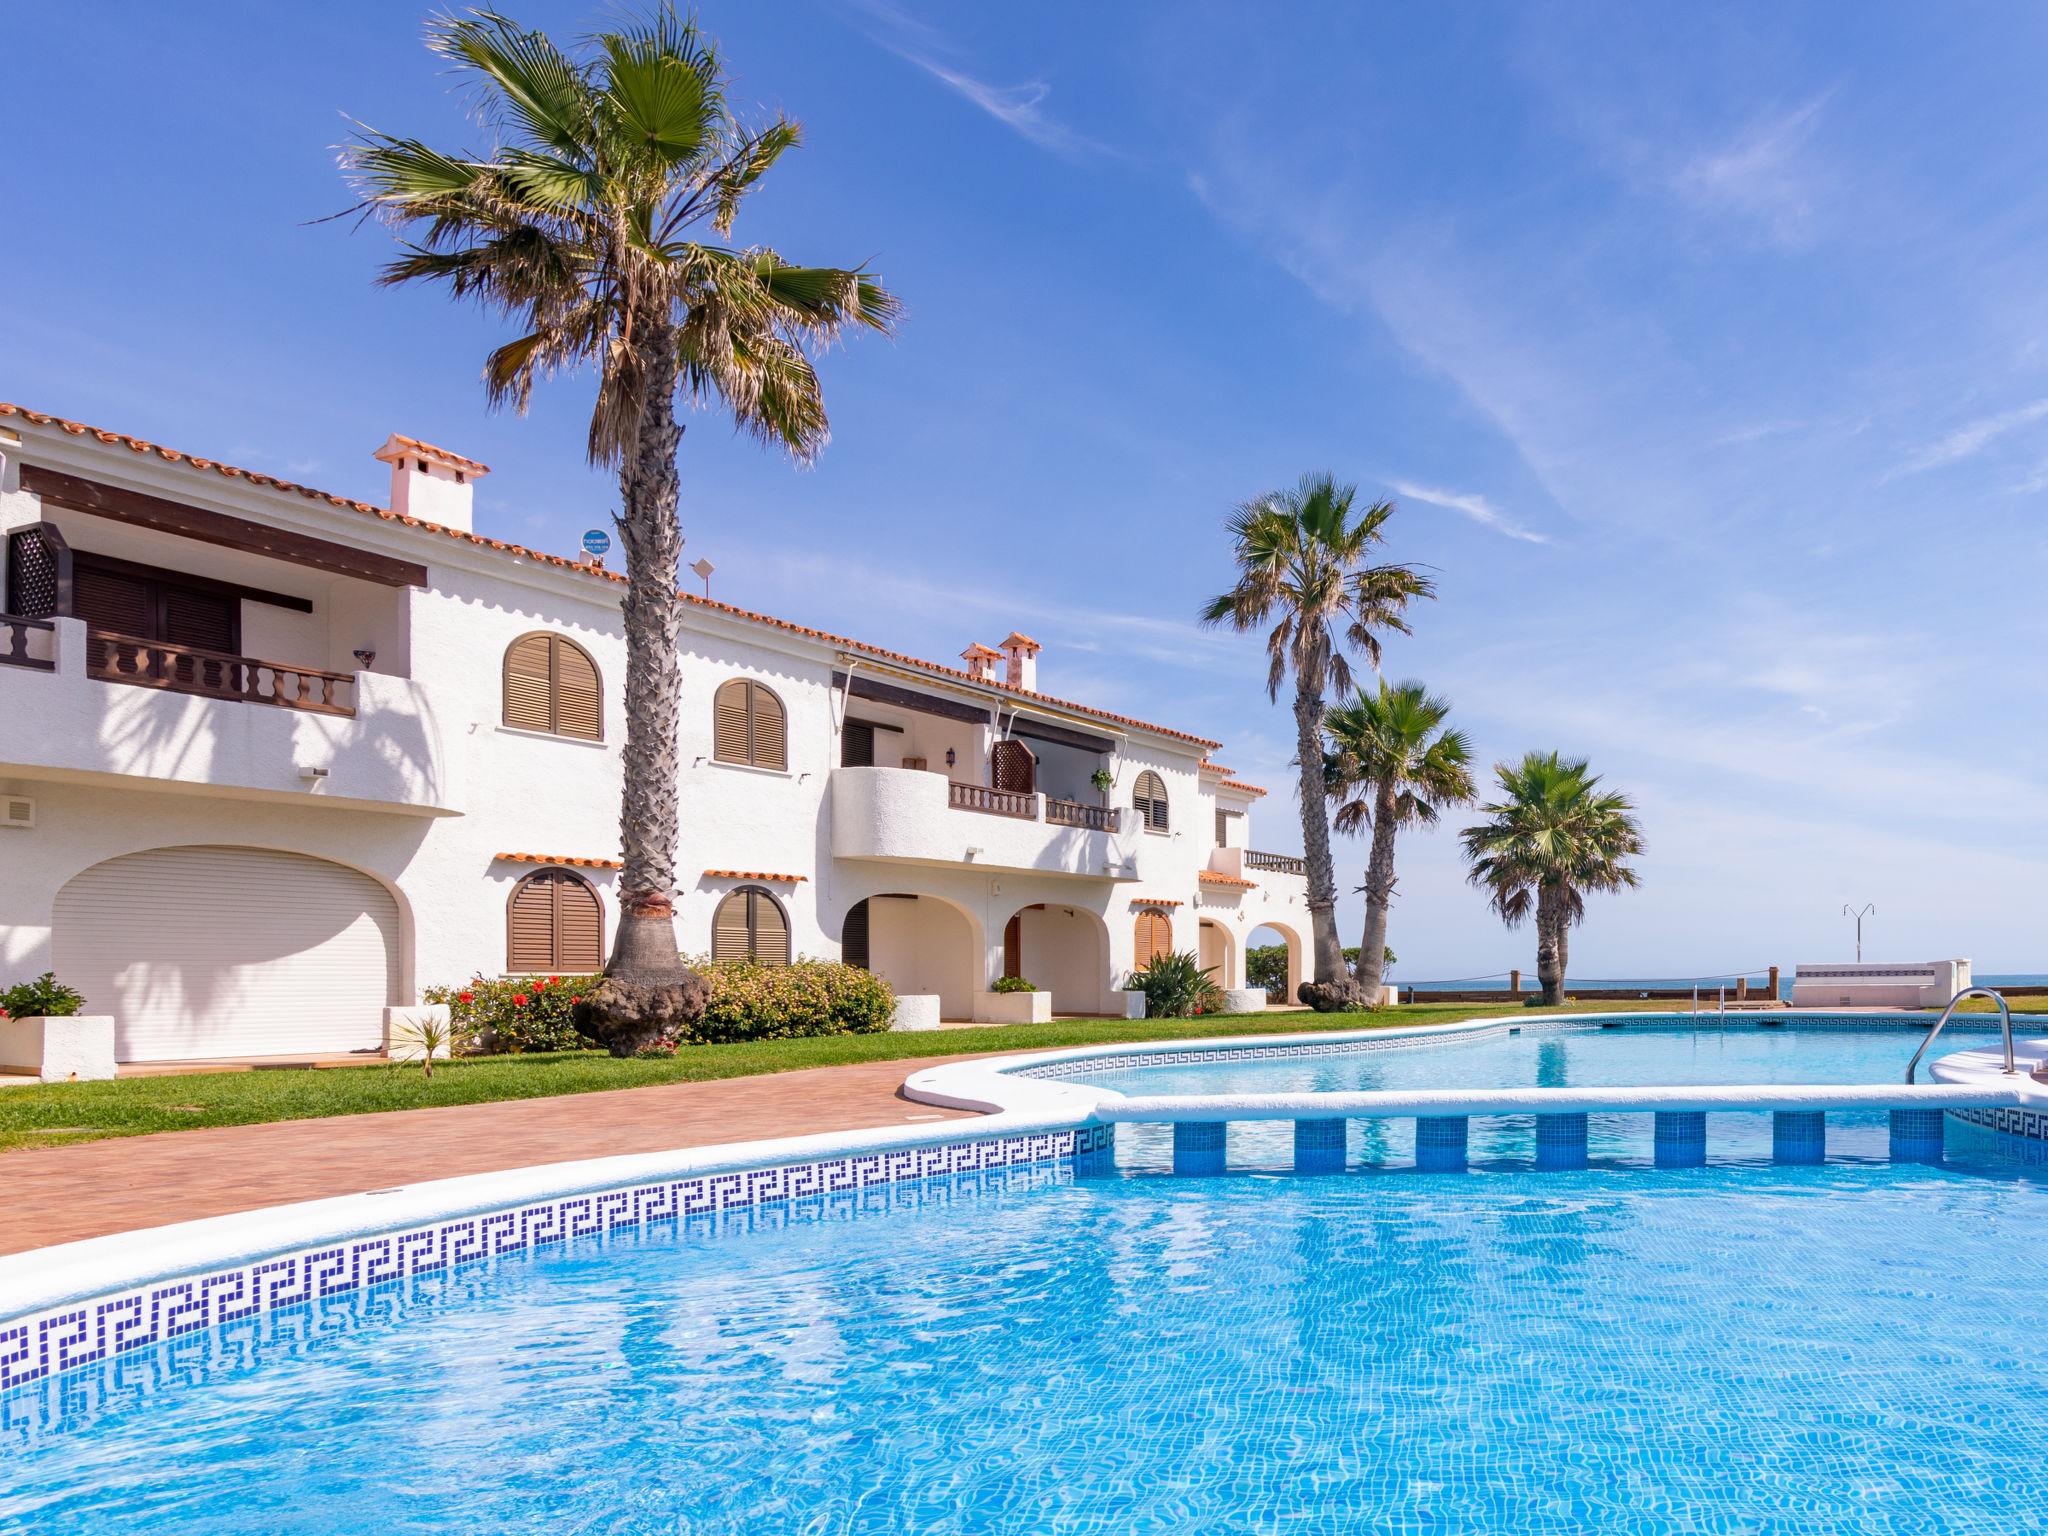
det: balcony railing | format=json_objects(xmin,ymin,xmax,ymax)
[
  {"xmin": 88, "ymin": 631, "xmax": 356, "ymax": 716},
  {"xmin": 1045, "ymin": 798, "xmax": 1121, "ymax": 833},
  {"xmin": 948, "ymin": 780, "xmax": 1037, "ymax": 819},
  {"xmin": 1245, "ymin": 849, "xmax": 1307, "ymax": 876},
  {"xmin": 0, "ymin": 614, "xmax": 55, "ymax": 672}
]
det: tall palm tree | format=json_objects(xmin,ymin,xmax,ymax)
[
  {"xmin": 1459, "ymin": 751, "xmax": 1644, "ymax": 1007},
  {"xmin": 1325, "ymin": 680, "xmax": 1475, "ymax": 998},
  {"xmin": 344, "ymin": 9, "xmax": 899, "ymax": 1049},
  {"xmin": 1201, "ymin": 475, "xmax": 1433, "ymax": 998}
]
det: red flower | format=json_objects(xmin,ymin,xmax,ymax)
[
  {"xmin": 546, "ymin": 976, "xmax": 560, "ymax": 987},
  {"xmin": 458, "ymin": 991, "xmax": 475, "ymax": 1005},
  {"xmin": 512, "ymin": 993, "xmax": 529, "ymax": 1007},
  {"xmin": 570, "ymin": 995, "xmax": 583, "ymax": 1005}
]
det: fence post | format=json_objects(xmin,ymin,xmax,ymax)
[
  {"xmin": 1509, "ymin": 969, "xmax": 1521, "ymax": 996},
  {"xmin": 1768, "ymin": 965, "xmax": 1781, "ymax": 1000}
]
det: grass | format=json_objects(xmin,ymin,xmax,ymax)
[{"xmin": 0, "ymin": 999, "xmax": 1704, "ymax": 1153}]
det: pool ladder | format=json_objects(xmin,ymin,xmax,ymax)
[{"xmin": 1904, "ymin": 987, "xmax": 2015, "ymax": 1083}]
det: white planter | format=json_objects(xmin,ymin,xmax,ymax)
[
  {"xmin": 384, "ymin": 1004, "xmax": 453, "ymax": 1062},
  {"xmin": 0, "ymin": 1014, "xmax": 117, "ymax": 1082},
  {"xmin": 974, "ymin": 989, "xmax": 1052, "ymax": 1025},
  {"xmin": 890, "ymin": 994, "xmax": 943, "ymax": 1032},
  {"xmin": 1377, "ymin": 984, "xmax": 1400, "ymax": 1007},
  {"xmin": 1222, "ymin": 988, "xmax": 1268, "ymax": 1015},
  {"xmin": 1119, "ymin": 989, "xmax": 1149, "ymax": 1020}
]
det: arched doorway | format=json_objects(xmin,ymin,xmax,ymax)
[
  {"xmin": 53, "ymin": 845, "xmax": 401, "ymax": 1060},
  {"xmin": 852, "ymin": 893, "xmax": 980, "ymax": 1021},
  {"xmin": 1247, "ymin": 922, "xmax": 1306, "ymax": 1006},
  {"xmin": 1198, "ymin": 916, "xmax": 1238, "ymax": 989},
  {"xmin": 1003, "ymin": 902, "xmax": 1111, "ymax": 1015}
]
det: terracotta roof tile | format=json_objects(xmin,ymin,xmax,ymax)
[
  {"xmin": 702, "ymin": 869, "xmax": 807, "ymax": 884},
  {"xmin": 375, "ymin": 433, "xmax": 490, "ymax": 475},
  {"xmin": 1132, "ymin": 897, "xmax": 1185, "ymax": 908},
  {"xmin": 1198, "ymin": 871, "xmax": 1258, "ymax": 888},
  {"xmin": 0, "ymin": 403, "xmax": 1224, "ymax": 749},
  {"xmin": 1001, "ymin": 631, "xmax": 1041, "ymax": 652},
  {"xmin": 494, "ymin": 852, "xmax": 622, "ymax": 870},
  {"xmin": 1198, "ymin": 762, "xmax": 1237, "ymax": 776},
  {"xmin": 960, "ymin": 643, "xmax": 1003, "ymax": 660},
  {"xmin": 1216, "ymin": 779, "xmax": 1268, "ymax": 797}
]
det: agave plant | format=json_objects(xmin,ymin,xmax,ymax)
[{"xmin": 1125, "ymin": 950, "xmax": 1226, "ymax": 1019}]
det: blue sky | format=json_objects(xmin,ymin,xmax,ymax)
[{"xmin": 6, "ymin": 2, "xmax": 2046, "ymax": 978}]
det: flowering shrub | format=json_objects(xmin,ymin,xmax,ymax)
[
  {"xmin": 991, "ymin": 975, "xmax": 1037, "ymax": 994},
  {"xmin": 666, "ymin": 956, "xmax": 895, "ymax": 1046},
  {"xmin": 424, "ymin": 973, "xmax": 598, "ymax": 1053}
]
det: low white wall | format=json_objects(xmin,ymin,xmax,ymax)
[
  {"xmin": 1222, "ymin": 987, "xmax": 1267, "ymax": 1015},
  {"xmin": 0, "ymin": 1014, "xmax": 116, "ymax": 1082},
  {"xmin": 975, "ymin": 989, "xmax": 1052, "ymax": 1024},
  {"xmin": 891, "ymin": 994, "xmax": 942, "ymax": 1032},
  {"xmin": 1120, "ymin": 989, "xmax": 1147, "ymax": 1020}
]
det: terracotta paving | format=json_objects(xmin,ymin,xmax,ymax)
[{"xmin": 0, "ymin": 1055, "xmax": 996, "ymax": 1257}]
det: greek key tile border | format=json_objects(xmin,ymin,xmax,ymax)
[
  {"xmin": 1948, "ymin": 1105, "xmax": 2048, "ymax": 1142},
  {"xmin": 0, "ymin": 1124, "xmax": 1114, "ymax": 1399},
  {"xmin": 1013, "ymin": 1014, "xmax": 2026, "ymax": 1082}
]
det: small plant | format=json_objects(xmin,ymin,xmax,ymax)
[
  {"xmin": 389, "ymin": 1010, "xmax": 453, "ymax": 1079},
  {"xmin": 1124, "ymin": 950, "xmax": 1225, "ymax": 1019},
  {"xmin": 1089, "ymin": 768, "xmax": 1115, "ymax": 795},
  {"xmin": 1, "ymin": 973, "xmax": 85, "ymax": 1019},
  {"xmin": 992, "ymin": 975, "xmax": 1038, "ymax": 994},
  {"xmin": 426, "ymin": 974, "xmax": 599, "ymax": 1053}
]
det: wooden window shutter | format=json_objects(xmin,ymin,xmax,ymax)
[
  {"xmin": 161, "ymin": 586, "xmax": 236, "ymax": 654},
  {"xmin": 714, "ymin": 886, "xmax": 790, "ymax": 965},
  {"xmin": 553, "ymin": 640, "xmax": 602, "ymax": 740},
  {"xmin": 1134, "ymin": 771, "xmax": 1169, "ymax": 832},
  {"xmin": 508, "ymin": 870, "xmax": 603, "ymax": 972},
  {"xmin": 1003, "ymin": 913, "xmax": 1022, "ymax": 979},
  {"xmin": 712, "ymin": 890, "xmax": 753, "ymax": 961},
  {"xmin": 752, "ymin": 889, "xmax": 791, "ymax": 965},
  {"xmin": 842, "ymin": 721, "xmax": 875, "ymax": 768},
  {"xmin": 750, "ymin": 685, "xmax": 787, "ymax": 770},
  {"xmin": 714, "ymin": 680, "xmax": 751, "ymax": 764},
  {"xmin": 1134, "ymin": 909, "xmax": 1171, "ymax": 967},
  {"xmin": 842, "ymin": 899, "xmax": 871, "ymax": 970},
  {"xmin": 1215, "ymin": 810, "xmax": 1229, "ymax": 848},
  {"xmin": 503, "ymin": 634, "xmax": 555, "ymax": 733},
  {"xmin": 74, "ymin": 566, "xmax": 153, "ymax": 638},
  {"xmin": 554, "ymin": 875, "xmax": 603, "ymax": 969}
]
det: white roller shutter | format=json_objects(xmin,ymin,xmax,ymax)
[{"xmin": 53, "ymin": 846, "xmax": 399, "ymax": 1061}]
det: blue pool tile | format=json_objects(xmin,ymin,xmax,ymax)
[
  {"xmin": 1292, "ymin": 1118, "xmax": 1346, "ymax": 1174},
  {"xmin": 1535, "ymin": 1112, "xmax": 1590, "ymax": 1170},
  {"xmin": 1654, "ymin": 1111, "xmax": 1708, "ymax": 1168},
  {"xmin": 1172, "ymin": 1121, "xmax": 1227, "ymax": 1175},
  {"xmin": 1890, "ymin": 1107, "xmax": 1947, "ymax": 1164},
  {"xmin": 1415, "ymin": 1116, "xmax": 1469, "ymax": 1172},
  {"xmin": 1773, "ymin": 1110, "xmax": 1827, "ymax": 1165}
]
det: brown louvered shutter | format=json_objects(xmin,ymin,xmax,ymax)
[
  {"xmin": 1134, "ymin": 771, "xmax": 1169, "ymax": 832},
  {"xmin": 752, "ymin": 890, "xmax": 791, "ymax": 965},
  {"xmin": 74, "ymin": 566, "xmax": 153, "ymax": 637},
  {"xmin": 750, "ymin": 685, "xmax": 787, "ymax": 770},
  {"xmin": 713, "ymin": 680, "xmax": 751, "ymax": 763},
  {"xmin": 503, "ymin": 634, "xmax": 554, "ymax": 733},
  {"xmin": 162, "ymin": 586, "xmax": 236, "ymax": 654},
  {"xmin": 842, "ymin": 899, "xmax": 871, "ymax": 969},
  {"xmin": 841, "ymin": 721, "xmax": 875, "ymax": 768},
  {"xmin": 555, "ymin": 875, "xmax": 603, "ymax": 969},
  {"xmin": 507, "ymin": 874, "xmax": 558, "ymax": 971},
  {"xmin": 553, "ymin": 640, "xmax": 602, "ymax": 740},
  {"xmin": 712, "ymin": 889, "xmax": 753, "ymax": 960},
  {"xmin": 1003, "ymin": 913, "xmax": 1022, "ymax": 979},
  {"xmin": 1135, "ymin": 909, "xmax": 1171, "ymax": 967}
]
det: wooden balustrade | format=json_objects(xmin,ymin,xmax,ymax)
[
  {"xmin": 86, "ymin": 631, "xmax": 356, "ymax": 716},
  {"xmin": 1045, "ymin": 798, "xmax": 1120, "ymax": 832},
  {"xmin": 948, "ymin": 780, "xmax": 1037, "ymax": 819},
  {"xmin": 0, "ymin": 614, "xmax": 55, "ymax": 672},
  {"xmin": 1244, "ymin": 849, "xmax": 1307, "ymax": 876}
]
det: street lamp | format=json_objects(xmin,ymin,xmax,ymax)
[{"xmin": 1843, "ymin": 902, "xmax": 1876, "ymax": 963}]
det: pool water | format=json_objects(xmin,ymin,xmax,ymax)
[{"xmin": 9, "ymin": 1130, "xmax": 2048, "ymax": 1534}]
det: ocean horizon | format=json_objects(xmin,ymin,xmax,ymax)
[{"xmin": 1388, "ymin": 972, "xmax": 2048, "ymax": 1000}]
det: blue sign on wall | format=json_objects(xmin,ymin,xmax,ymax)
[{"xmin": 581, "ymin": 528, "xmax": 611, "ymax": 557}]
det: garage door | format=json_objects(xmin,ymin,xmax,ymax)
[{"xmin": 53, "ymin": 846, "xmax": 400, "ymax": 1061}]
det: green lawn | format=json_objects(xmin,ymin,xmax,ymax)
[{"xmin": 0, "ymin": 999, "xmax": 1701, "ymax": 1153}]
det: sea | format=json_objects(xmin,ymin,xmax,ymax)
[{"xmin": 1388, "ymin": 972, "xmax": 2048, "ymax": 1001}]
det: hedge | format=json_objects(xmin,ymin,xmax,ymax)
[{"xmin": 669, "ymin": 957, "xmax": 895, "ymax": 1046}]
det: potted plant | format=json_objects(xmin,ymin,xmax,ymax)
[
  {"xmin": 1089, "ymin": 767, "xmax": 1114, "ymax": 802},
  {"xmin": 0, "ymin": 972, "xmax": 116, "ymax": 1082}
]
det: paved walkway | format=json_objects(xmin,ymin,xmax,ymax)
[{"xmin": 0, "ymin": 1057, "xmax": 992, "ymax": 1257}]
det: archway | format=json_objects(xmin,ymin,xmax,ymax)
[
  {"xmin": 1003, "ymin": 902, "xmax": 1112, "ymax": 1015},
  {"xmin": 1198, "ymin": 916, "xmax": 1239, "ymax": 989},
  {"xmin": 1247, "ymin": 922, "xmax": 1306, "ymax": 1005},
  {"xmin": 852, "ymin": 892, "xmax": 980, "ymax": 1021}
]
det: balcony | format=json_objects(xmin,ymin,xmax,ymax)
[
  {"xmin": 0, "ymin": 617, "xmax": 458, "ymax": 816},
  {"xmin": 1245, "ymin": 849, "xmax": 1307, "ymax": 876},
  {"xmin": 834, "ymin": 766, "xmax": 1136, "ymax": 879}
]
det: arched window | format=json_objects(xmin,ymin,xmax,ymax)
[
  {"xmin": 1134, "ymin": 907, "xmax": 1173, "ymax": 967},
  {"xmin": 712, "ymin": 885, "xmax": 791, "ymax": 965},
  {"xmin": 1132, "ymin": 770, "xmax": 1169, "ymax": 832},
  {"xmin": 507, "ymin": 869, "xmax": 604, "ymax": 972},
  {"xmin": 713, "ymin": 678, "xmax": 787, "ymax": 770},
  {"xmin": 503, "ymin": 632, "xmax": 602, "ymax": 740}
]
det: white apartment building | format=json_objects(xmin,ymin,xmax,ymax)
[{"xmin": 0, "ymin": 403, "xmax": 1310, "ymax": 1062}]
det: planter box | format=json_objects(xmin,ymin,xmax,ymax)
[
  {"xmin": 1119, "ymin": 989, "xmax": 1148, "ymax": 1020},
  {"xmin": 1222, "ymin": 988, "xmax": 1269, "ymax": 1014},
  {"xmin": 975, "ymin": 989, "xmax": 1052, "ymax": 1025},
  {"xmin": 383, "ymin": 1005, "xmax": 453, "ymax": 1062},
  {"xmin": 0, "ymin": 1014, "xmax": 116, "ymax": 1082},
  {"xmin": 891, "ymin": 994, "xmax": 943, "ymax": 1032}
]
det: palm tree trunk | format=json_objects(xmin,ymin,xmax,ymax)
[
  {"xmin": 1293, "ymin": 680, "xmax": 1344, "ymax": 987},
  {"xmin": 1354, "ymin": 779, "xmax": 1398, "ymax": 993},
  {"xmin": 607, "ymin": 319, "xmax": 687, "ymax": 985},
  {"xmin": 1535, "ymin": 883, "xmax": 1564, "ymax": 1006}
]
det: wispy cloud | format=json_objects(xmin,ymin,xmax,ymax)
[
  {"xmin": 1898, "ymin": 397, "xmax": 2048, "ymax": 475},
  {"xmin": 1389, "ymin": 479, "xmax": 1549, "ymax": 544},
  {"xmin": 1667, "ymin": 91, "xmax": 1836, "ymax": 248},
  {"xmin": 840, "ymin": 0, "xmax": 1103, "ymax": 158}
]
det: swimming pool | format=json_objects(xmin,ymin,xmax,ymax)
[{"xmin": 10, "ymin": 1142, "xmax": 2048, "ymax": 1533}]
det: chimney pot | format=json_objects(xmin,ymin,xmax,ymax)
[
  {"xmin": 1000, "ymin": 631, "xmax": 1041, "ymax": 692},
  {"xmin": 374, "ymin": 434, "xmax": 488, "ymax": 534}
]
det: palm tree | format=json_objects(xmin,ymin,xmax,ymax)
[
  {"xmin": 1459, "ymin": 751, "xmax": 1644, "ymax": 1007},
  {"xmin": 1325, "ymin": 680, "xmax": 1474, "ymax": 998},
  {"xmin": 1201, "ymin": 475, "xmax": 1433, "ymax": 999},
  {"xmin": 344, "ymin": 9, "xmax": 899, "ymax": 1050}
]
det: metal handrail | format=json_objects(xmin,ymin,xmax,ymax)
[{"xmin": 1905, "ymin": 987, "xmax": 2015, "ymax": 1083}]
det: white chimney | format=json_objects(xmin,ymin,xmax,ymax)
[
  {"xmin": 961, "ymin": 643, "xmax": 1002, "ymax": 682},
  {"xmin": 1001, "ymin": 631, "xmax": 1041, "ymax": 692},
  {"xmin": 373, "ymin": 434, "xmax": 488, "ymax": 534}
]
